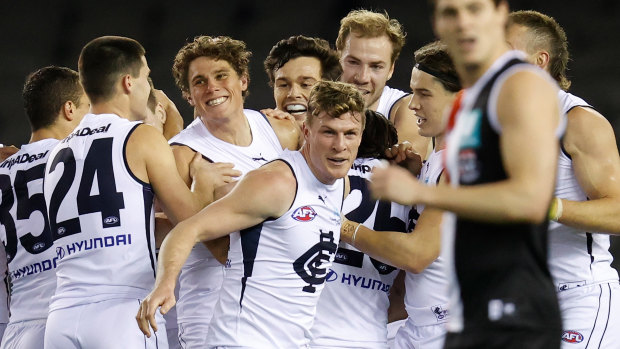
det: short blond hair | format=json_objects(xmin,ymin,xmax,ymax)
[
  {"xmin": 336, "ymin": 10, "xmax": 406, "ymax": 64},
  {"xmin": 306, "ymin": 81, "xmax": 365, "ymax": 129}
]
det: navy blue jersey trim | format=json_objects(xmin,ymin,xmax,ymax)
[
  {"xmin": 584, "ymin": 284, "xmax": 603, "ymax": 348},
  {"xmin": 597, "ymin": 283, "xmax": 612, "ymax": 348},
  {"xmin": 258, "ymin": 110, "xmax": 272, "ymax": 126},
  {"xmin": 560, "ymin": 136, "xmax": 572, "ymax": 160},
  {"xmin": 587, "ymin": 233, "xmax": 594, "ymax": 263},
  {"xmin": 387, "ymin": 93, "xmax": 410, "ymax": 122},
  {"xmin": 262, "ymin": 158, "xmax": 298, "ymax": 217},
  {"xmin": 143, "ymin": 186, "xmax": 156, "ymax": 277},
  {"xmin": 169, "ymin": 143, "xmax": 214, "ymax": 163},
  {"xmin": 124, "ymin": 124, "xmax": 151, "ymax": 188},
  {"xmin": 239, "ymin": 222, "xmax": 265, "ymax": 308}
]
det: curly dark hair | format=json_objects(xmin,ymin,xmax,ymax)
[
  {"xmin": 172, "ymin": 35, "xmax": 252, "ymax": 98},
  {"xmin": 357, "ymin": 110, "xmax": 398, "ymax": 159}
]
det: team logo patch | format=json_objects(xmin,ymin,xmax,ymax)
[
  {"xmin": 432, "ymin": 305, "xmax": 449, "ymax": 321},
  {"xmin": 562, "ymin": 330, "xmax": 584, "ymax": 343},
  {"xmin": 293, "ymin": 230, "xmax": 337, "ymax": 292},
  {"xmin": 291, "ymin": 206, "xmax": 317, "ymax": 222}
]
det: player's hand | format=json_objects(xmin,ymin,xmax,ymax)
[
  {"xmin": 370, "ymin": 165, "xmax": 422, "ymax": 206},
  {"xmin": 136, "ymin": 284, "xmax": 176, "ymax": 337},
  {"xmin": 153, "ymin": 89, "xmax": 184, "ymax": 140},
  {"xmin": 385, "ymin": 142, "xmax": 423, "ymax": 176},
  {"xmin": 261, "ymin": 108, "xmax": 296, "ymax": 122},
  {"xmin": 189, "ymin": 152, "xmax": 242, "ymax": 189},
  {"xmin": 0, "ymin": 145, "xmax": 19, "ymax": 161}
]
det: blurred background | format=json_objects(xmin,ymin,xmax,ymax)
[{"xmin": 1, "ymin": 0, "xmax": 619, "ymax": 270}]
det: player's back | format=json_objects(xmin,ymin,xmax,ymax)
[
  {"xmin": 0, "ymin": 139, "xmax": 59, "ymax": 323},
  {"xmin": 43, "ymin": 113, "xmax": 156, "ymax": 311}
]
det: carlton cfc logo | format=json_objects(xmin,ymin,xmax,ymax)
[
  {"xmin": 562, "ymin": 331, "xmax": 584, "ymax": 343},
  {"xmin": 291, "ymin": 206, "xmax": 317, "ymax": 222}
]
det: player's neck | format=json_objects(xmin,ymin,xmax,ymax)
[
  {"xmin": 458, "ymin": 46, "xmax": 510, "ymax": 87},
  {"xmin": 200, "ymin": 111, "xmax": 252, "ymax": 146}
]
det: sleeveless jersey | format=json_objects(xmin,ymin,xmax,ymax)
[
  {"xmin": 310, "ymin": 158, "xmax": 412, "ymax": 348},
  {"xmin": 548, "ymin": 91, "xmax": 618, "ymax": 291},
  {"xmin": 0, "ymin": 139, "xmax": 59, "ymax": 322},
  {"xmin": 376, "ymin": 86, "xmax": 409, "ymax": 121},
  {"xmin": 402, "ymin": 148, "xmax": 450, "ymax": 327},
  {"xmin": 207, "ymin": 150, "xmax": 344, "ymax": 349},
  {"xmin": 168, "ymin": 109, "xmax": 283, "ymax": 325},
  {"xmin": 443, "ymin": 51, "xmax": 562, "ymax": 332},
  {"xmin": 43, "ymin": 114, "xmax": 156, "ymax": 311}
]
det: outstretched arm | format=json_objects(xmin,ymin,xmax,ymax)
[
  {"xmin": 553, "ymin": 106, "xmax": 620, "ymax": 234},
  {"xmin": 136, "ymin": 160, "xmax": 296, "ymax": 337}
]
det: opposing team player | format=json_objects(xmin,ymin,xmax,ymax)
[
  {"xmin": 137, "ymin": 81, "xmax": 365, "ymax": 348},
  {"xmin": 371, "ymin": 0, "xmax": 563, "ymax": 347},
  {"xmin": 42, "ymin": 36, "xmax": 217, "ymax": 349},
  {"xmin": 0, "ymin": 66, "xmax": 88, "ymax": 349},
  {"xmin": 264, "ymin": 35, "xmax": 341, "ymax": 127},
  {"xmin": 336, "ymin": 9, "xmax": 429, "ymax": 157},
  {"xmin": 507, "ymin": 10, "xmax": 620, "ymax": 348},
  {"xmin": 168, "ymin": 35, "xmax": 299, "ymax": 347}
]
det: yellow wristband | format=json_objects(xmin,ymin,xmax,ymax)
[{"xmin": 548, "ymin": 197, "xmax": 563, "ymax": 222}]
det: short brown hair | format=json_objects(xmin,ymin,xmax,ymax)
[
  {"xmin": 307, "ymin": 81, "xmax": 365, "ymax": 129},
  {"xmin": 336, "ymin": 10, "xmax": 406, "ymax": 64},
  {"xmin": 414, "ymin": 41, "xmax": 461, "ymax": 92},
  {"xmin": 172, "ymin": 35, "xmax": 252, "ymax": 98},
  {"xmin": 507, "ymin": 10, "xmax": 571, "ymax": 90},
  {"xmin": 79, "ymin": 36, "xmax": 145, "ymax": 103},
  {"xmin": 428, "ymin": 0, "xmax": 503, "ymax": 11},
  {"xmin": 264, "ymin": 35, "xmax": 342, "ymax": 87},
  {"xmin": 22, "ymin": 66, "xmax": 83, "ymax": 131}
]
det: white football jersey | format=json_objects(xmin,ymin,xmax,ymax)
[
  {"xmin": 0, "ymin": 139, "xmax": 58, "ymax": 322},
  {"xmin": 310, "ymin": 158, "xmax": 411, "ymax": 348},
  {"xmin": 43, "ymin": 114, "xmax": 157, "ymax": 311},
  {"xmin": 376, "ymin": 86, "xmax": 409, "ymax": 120},
  {"xmin": 207, "ymin": 150, "xmax": 343, "ymax": 348},
  {"xmin": 402, "ymin": 149, "xmax": 449, "ymax": 329},
  {"xmin": 168, "ymin": 109, "xmax": 283, "ymax": 328},
  {"xmin": 548, "ymin": 91, "xmax": 618, "ymax": 291}
]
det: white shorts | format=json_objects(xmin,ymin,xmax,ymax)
[
  {"xmin": 558, "ymin": 281, "xmax": 620, "ymax": 348},
  {"xmin": 0, "ymin": 319, "xmax": 46, "ymax": 349},
  {"xmin": 387, "ymin": 319, "xmax": 406, "ymax": 348},
  {"xmin": 178, "ymin": 321, "xmax": 211, "ymax": 348},
  {"xmin": 44, "ymin": 298, "xmax": 168, "ymax": 349},
  {"xmin": 392, "ymin": 318, "xmax": 446, "ymax": 349}
]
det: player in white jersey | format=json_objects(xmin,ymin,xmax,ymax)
[
  {"xmin": 137, "ymin": 81, "xmax": 365, "ymax": 348},
  {"xmin": 168, "ymin": 35, "xmax": 300, "ymax": 348},
  {"xmin": 338, "ymin": 41, "xmax": 462, "ymax": 349},
  {"xmin": 263, "ymin": 35, "xmax": 342, "ymax": 128},
  {"xmin": 507, "ymin": 11, "xmax": 620, "ymax": 348},
  {"xmin": 310, "ymin": 109, "xmax": 411, "ymax": 349},
  {"xmin": 0, "ymin": 66, "xmax": 88, "ymax": 349},
  {"xmin": 42, "ymin": 36, "xmax": 220, "ymax": 349},
  {"xmin": 336, "ymin": 9, "xmax": 429, "ymax": 157}
]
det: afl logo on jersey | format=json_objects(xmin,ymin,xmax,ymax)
[
  {"xmin": 104, "ymin": 216, "xmax": 119, "ymax": 225},
  {"xmin": 291, "ymin": 206, "xmax": 317, "ymax": 222},
  {"xmin": 32, "ymin": 242, "xmax": 47, "ymax": 252},
  {"xmin": 562, "ymin": 331, "xmax": 584, "ymax": 343}
]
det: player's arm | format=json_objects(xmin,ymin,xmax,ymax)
[
  {"xmin": 553, "ymin": 106, "xmax": 620, "ymax": 234},
  {"xmin": 372, "ymin": 71, "xmax": 559, "ymax": 223},
  {"xmin": 171, "ymin": 144, "xmax": 241, "ymax": 262},
  {"xmin": 266, "ymin": 114, "xmax": 302, "ymax": 150},
  {"xmin": 136, "ymin": 160, "xmax": 296, "ymax": 337},
  {"xmin": 387, "ymin": 270, "xmax": 407, "ymax": 323},
  {"xmin": 390, "ymin": 97, "xmax": 430, "ymax": 159},
  {"xmin": 341, "ymin": 206, "xmax": 442, "ymax": 273},
  {"xmin": 0, "ymin": 145, "xmax": 19, "ymax": 161}
]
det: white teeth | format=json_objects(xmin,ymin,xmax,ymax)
[
  {"xmin": 207, "ymin": 96, "xmax": 226, "ymax": 106},
  {"xmin": 286, "ymin": 104, "xmax": 307, "ymax": 115}
]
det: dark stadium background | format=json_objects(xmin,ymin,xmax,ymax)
[{"xmin": 1, "ymin": 0, "xmax": 618, "ymax": 270}]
